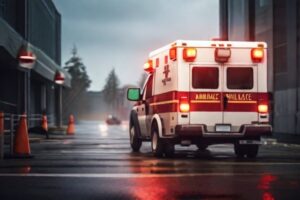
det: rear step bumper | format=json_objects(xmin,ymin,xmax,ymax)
[{"xmin": 175, "ymin": 124, "xmax": 272, "ymax": 139}]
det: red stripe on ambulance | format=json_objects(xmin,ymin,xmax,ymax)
[{"xmin": 148, "ymin": 91, "xmax": 269, "ymax": 113}]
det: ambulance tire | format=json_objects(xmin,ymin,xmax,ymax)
[
  {"xmin": 245, "ymin": 145, "xmax": 259, "ymax": 158},
  {"xmin": 234, "ymin": 144, "xmax": 246, "ymax": 158},
  {"xmin": 151, "ymin": 124, "xmax": 164, "ymax": 158},
  {"xmin": 196, "ymin": 144, "xmax": 208, "ymax": 151},
  {"xmin": 164, "ymin": 141, "xmax": 175, "ymax": 158},
  {"xmin": 234, "ymin": 144, "xmax": 259, "ymax": 158},
  {"xmin": 130, "ymin": 125, "xmax": 142, "ymax": 152}
]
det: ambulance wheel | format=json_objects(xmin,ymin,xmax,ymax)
[
  {"xmin": 234, "ymin": 144, "xmax": 246, "ymax": 158},
  {"xmin": 234, "ymin": 144, "xmax": 259, "ymax": 158},
  {"xmin": 245, "ymin": 145, "xmax": 259, "ymax": 158},
  {"xmin": 129, "ymin": 125, "xmax": 142, "ymax": 152},
  {"xmin": 196, "ymin": 144, "xmax": 208, "ymax": 151},
  {"xmin": 151, "ymin": 124, "xmax": 164, "ymax": 158},
  {"xmin": 164, "ymin": 141, "xmax": 175, "ymax": 158}
]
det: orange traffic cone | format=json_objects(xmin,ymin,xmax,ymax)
[
  {"xmin": 66, "ymin": 115, "xmax": 75, "ymax": 135},
  {"xmin": 41, "ymin": 114, "xmax": 48, "ymax": 131},
  {"xmin": 14, "ymin": 115, "xmax": 31, "ymax": 157}
]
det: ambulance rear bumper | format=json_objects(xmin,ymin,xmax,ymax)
[{"xmin": 174, "ymin": 124, "xmax": 272, "ymax": 139}]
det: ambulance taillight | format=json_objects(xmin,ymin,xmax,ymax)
[
  {"xmin": 144, "ymin": 60, "xmax": 154, "ymax": 73},
  {"xmin": 215, "ymin": 48, "xmax": 231, "ymax": 63},
  {"xmin": 179, "ymin": 96, "xmax": 190, "ymax": 112},
  {"xmin": 258, "ymin": 104, "xmax": 268, "ymax": 113},
  {"xmin": 183, "ymin": 48, "xmax": 197, "ymax": 62},
  {"xmin": 251, "ymin": 48, "xmax": 264, "ymax": 63}
]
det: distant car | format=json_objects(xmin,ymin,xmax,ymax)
[{"xmin": 106, "ymin": 115, "xmax": 121, "ymax": 125}]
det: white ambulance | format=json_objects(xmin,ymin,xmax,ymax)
[{"xmin": 127, "ymin": 40, "xmax": 272, "ymax": 158}]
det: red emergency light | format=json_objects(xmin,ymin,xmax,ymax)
[
  {"xmin": 251, "ymin": 48, "xmax": 264, "ymax": 63},
  {"xmin": 215, "ymin": 48, "xmax": 231, "ymax": 63},
  {"xmin": 183, "ymin": 47, "xmax": 197, "ymax": 62},
  {"xmin": 144, "ymin": 60, "xmax": 154, "ymax": 73},
  {"xmin": 179, "ymin": 96, "xmax": 190, "ymax": 112},
  {"xmin": 169, "ymin": 47, "xmax": 177, "ymax": 61},
  {"xmin": 258, "ymin": 104, "xmax": 268, "ymax": 113}
]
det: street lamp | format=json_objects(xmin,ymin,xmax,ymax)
[
  {"xmin": 18, "ymin": 43, "xmax": 36, "ymax": 119},
  {"xmin": 54, "ymin": 71, "xmax": 65, "ymax": 128},
  {"xmin": 54, "ymin": 70, "xmax": 65, "ymax": 85},
  {"xmin": 18, "ymin": 44, "xmax": 36, "ymax": 69}
]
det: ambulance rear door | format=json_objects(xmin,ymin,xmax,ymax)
[
  {"xmin": 189, "ymin": 65, "xmax": 223, "ymax": 132},
  {"xmin": 222, "ymin": 64, "xmax": 258, "ymax": 132}
]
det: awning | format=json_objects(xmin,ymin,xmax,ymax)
[{"xmin": 0, "ymin": 18, "xmax": 71, "ymax": 88}]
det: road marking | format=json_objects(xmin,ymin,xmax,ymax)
[{"xmin": 0, "ymin": 172, "xmax": 273, "ymax": 179}]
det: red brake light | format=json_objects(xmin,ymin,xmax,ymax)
[
  {"xmin": 183, "ymin": 47, "xmax": 197, "ymax": 62},
  {"xmin": 144, "ymin": 60, "xmax": 154, "ymax": 73},
  {"xmin": 251, "ymin": 48, "xmax": 264, "ymax": 62},
  {"xmin": 215, "ymin": 48, "xmax": 231, "ymax": 63},
  {"xmin": 179, "ymin": 96, "xmax": 190, "ymax": 112},
  {"xmin": 258, "ymin": 104, "xmax": 268, "ymax": 113},
  {"xmin": 169, "ymin": 47, "xmax": 177, "ymax": 61}
]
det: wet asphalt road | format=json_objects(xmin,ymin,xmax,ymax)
[{"xmin": 0, "ymin": 121, "xmax": 300, "ymax": 200}]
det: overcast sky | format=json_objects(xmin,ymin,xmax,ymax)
[{"xmin": 53, "ymin": 0, "xmax": 219, "ymax": 91}]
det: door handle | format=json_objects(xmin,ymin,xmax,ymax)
[{"xmin": 223, "ymin": 96, "xmax": 228, "ymax": 109}]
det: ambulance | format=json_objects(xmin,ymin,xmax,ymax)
[{"xmin": 127, "ymin": 40, "xmax": 272, "ymax": 158}]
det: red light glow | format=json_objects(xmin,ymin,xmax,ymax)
[
  {"xmin": 183, "ymin": 48, "xmax": 197, "ymax": 62},
  {"xmin": 144, "ymin": 60, "xmax": 154, "ymax": 73},
  {"xmin": 251, "ymin": 48, "xmax": 264, "ymax": 62},
  {"xmin": 169, "ymin": 47, "xmax": 177, "ymax": 61}
]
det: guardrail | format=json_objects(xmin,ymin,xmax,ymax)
[{"xmin": 0, "ymin": 112, "xmax": 47, "ymax": 159}]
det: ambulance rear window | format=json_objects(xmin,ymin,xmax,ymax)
[
  {"xmin": 192, "ymin": 67, "xmax": 219, "ymax": 89},
  {"xmin": 227, "ymin": 67, "xmax": 253, "ymax": 90}
]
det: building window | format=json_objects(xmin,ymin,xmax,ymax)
[
  {"xmin": 274, "ymin": 45, "xmax": 287, "ymax": 74},
  {"xmin": 297, "ymin": 1, "xmax": 300, "ymax": 78},
  {"xmin": 274, "ymin": 0, "xmax": 287, "ymax": 74},
  {"xmin": 0, "ymin": 0, "xmax": 5, "ymax": 17},
  {"xmin": 274, "ymin": 0, "xmax": 286, "ymax": 45}
]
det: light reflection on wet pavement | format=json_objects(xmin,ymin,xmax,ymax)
[{"xmin": 0, "ymin": 121, "xmax": 299, "ymax": 200}]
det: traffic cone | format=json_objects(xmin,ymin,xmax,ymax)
[
  {"xmin": 41, "ymin": 114, "xmax": 48, "ymax": 131},
  {"xmin": 66, "ymin": 115, "xmax": 75, "ymax": 135},
  {"xmin": 14, "ymin": 115, "xmax": 31, "ymax": 157}
]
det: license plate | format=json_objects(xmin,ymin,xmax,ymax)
[{"xmin": 215, "ymin": 124, "xmax": 231, "ymax": 132}]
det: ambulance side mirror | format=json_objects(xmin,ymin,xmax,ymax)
[{"xmin": 127, "ymin": 88, "xmax": 141, "ymax": 101}]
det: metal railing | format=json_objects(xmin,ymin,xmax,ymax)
[{"xmin": 0, "ymin": 112, "xmax": 47, "ymax": 159}]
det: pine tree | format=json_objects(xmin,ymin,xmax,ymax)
[
  {"xmin": 102, "ymin": 69, "xmax": 120, "ymax": 111},
  {"xmin": 63, "ymin": 45, "xmax": 91, "ymax": 119}
]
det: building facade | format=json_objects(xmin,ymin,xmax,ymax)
[
  {"xmin": 0, "ymin": 0, "xmax": 70, "ymax": 126},
  {"xmin": 220, "ymin": 0, "xmax": 300, "ymax": 134}
]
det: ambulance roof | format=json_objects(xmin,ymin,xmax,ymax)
[{"xmin": 149, "ymin": 40, "xmax": 267, "ymax": 57}]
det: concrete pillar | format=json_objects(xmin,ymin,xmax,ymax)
[{"xmin": 55, "ymin": 86, "xmax": 63, "ymax": 127}]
